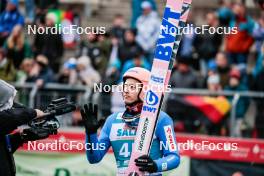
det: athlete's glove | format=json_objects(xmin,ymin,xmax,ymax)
[
  {"xmin": 21, "ymin": 128, "xmax": 52, "ymax": 142},
  {"xmin": 81, "ymin": 103, "xmax": 100, "ymax": 134},
  {"xmin": 135, "ymin": 155, "xmax": 158, "ymax": 173}
]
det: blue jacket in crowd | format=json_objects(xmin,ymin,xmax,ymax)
[{"xmin": 0, "ymin": 9, "xmax": 24, "ymax": 34}]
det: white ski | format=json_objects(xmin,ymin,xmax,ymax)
[{"xmin": 126, "ymin": 0, "xmax": 192, "ymax": 175}]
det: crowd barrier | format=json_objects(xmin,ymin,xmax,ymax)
[{"xmin": 12, "ymin": 83, "xmax": 264, "ymax": 137}]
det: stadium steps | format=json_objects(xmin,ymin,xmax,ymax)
[
  {"xmin": 85, "ymin": 0, "xmax": 258, "ymax": 28},
  {"xmin": 85, "ymin": 0, "xmax": 220, "ymax": 28},
  {"xmin": 19, "ymin": 0, "xmax": 258, "ymax": 29}
]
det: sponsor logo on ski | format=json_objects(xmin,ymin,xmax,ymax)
[
  {"xmin": 146, "ymin": 90, "xmax": 159, "ymax": 106},
  {"xmin": 127, "ymin": 0, "xmax": 192, "ymax": 172},
  {"xmin": 155, "ymin": 7, "xmax": 181, "ymax": 62},
  {"xmin": 151, "ymin": 75, "xmax": 164, "ymax": 83},
  {"xmin": 143, "ymin": 106, "xmax": 157, "ymax": 113},
  {"xmin": 138, "ymin": 118, "xmax": 149, "ymax": 151},
  {"xmin": 164, "ymin": 125, "xmax": 177, "ymax": 152},
  {"xmin": 143, "ymin": 90, "xmax": 159, "ymax": 113}
]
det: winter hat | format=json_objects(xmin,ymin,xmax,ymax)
[
  {"xmin": 46, "ymin": 12, "xmax": 57, "ymax": 24},
  {"xmin": 64, "ymin": 58, "xmax": 77, "ymax": 69},
  {"xmin": 229, "ymin": 68, "xmax": 241, "ymax": 80},
  {"xmin": 7, "ymin": 0, "xmax": 19, "ymax": 7},
  {"xmin": 207, "ymin": 74, "xmax": 220, "ymax": 85},
  {"xmin": 208, "ymin": 60, "xmax": 217, "ymax": 72},
  {"xmin": 141, "ymin": 1, "xmax": 152, "ymax": 9},
  {"xmin": 77, "ymin": 56, "xmax": 91, "ymax": 68}
]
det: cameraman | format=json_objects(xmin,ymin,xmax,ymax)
[{"xmin": 0, "ymin": 79, "xmax": 54, "ymax": 176}]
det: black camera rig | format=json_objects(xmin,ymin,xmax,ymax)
[{"xmin": 28, "ymin": 98, "xmax": 76, "ymax": 134}]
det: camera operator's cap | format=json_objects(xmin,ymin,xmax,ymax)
[
  {"xmin": 141, "ymin": 1, "xmax": 152, "ymax": 9},
  {"xmin": 0, "ymin": 80, "xmax": 17, "ymax": 111}
]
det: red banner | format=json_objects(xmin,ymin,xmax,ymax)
[
  {"xmin": 177, "ymin": 133, "xmax": 264, "ymax": 164},
  {"xmin": 20, "ymin": 130, "xmax": 264, "ymax": 164}
]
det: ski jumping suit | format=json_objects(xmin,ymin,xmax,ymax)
[{"xmin": 85, "ymin": 111, "xmax": 180, "ymax": 175}]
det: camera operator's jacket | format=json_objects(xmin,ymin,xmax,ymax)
[{"xmin": 0, "ymin": 106, "xmax": 36, "ymax": 176}]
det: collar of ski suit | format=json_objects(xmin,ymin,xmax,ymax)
[{"xmin": 125, "ymin": 101, "xmax": 143, "ymax": 115}]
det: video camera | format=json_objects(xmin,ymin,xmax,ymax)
[{"xmin": 28, "ymin": 98, "xmax": 76, "ymax": 135}]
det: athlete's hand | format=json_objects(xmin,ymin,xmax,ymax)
[
  {"xmin": 135, "ymin": 155, "xmax": 158, "ymax": 173},
  {"xmin": 81, "ymin": 103, "xmax": 100, "ymax": 134}
]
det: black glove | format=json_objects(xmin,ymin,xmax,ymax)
[
  {"xmin": 81, "ymin": 103, "xmax": 100, "ymax": 134},
  {"xmin": 135, "ymin": 155, "xmax": 158, "ymax": 173},
  {"xmin": 21, "ymin": 128, "xmax": 52, "ymax": 142}
]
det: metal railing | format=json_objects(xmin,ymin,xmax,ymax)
[
  {"xmin": 12, "ymin": 83, "xmax": 264, "ymax": 137},
  {"xmin": 168, "ymin": 88, "xmax": 264, "ymax": 98},
  {"xmin": 165, "ymin": 89, "xmax": 264, "ymax": 137},
  {"xmin": 13, "ymin": 83, "xmax": 92, "ymax": 108}
]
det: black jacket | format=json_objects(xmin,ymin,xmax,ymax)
[
  {"xmin": 0, "ymin": 0, "xmax": 6, "ymax": 13},
  {"xmin": 118, "ymin": 42, "xmax": 143, "ymax": 66},
  {"xmin": 34, "ymin": 31, "xmax": 64, "ymax": 72},
  {"xmin": 0, "ymin": 105, "xmax": 36, "ymax": 176},
  {"xmin": 193, "ymin": 29, "xmax": 222, "ymax": 61}
]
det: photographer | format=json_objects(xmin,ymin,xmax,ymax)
[{"xmin": 0, "ymin": 79, "xmax": 54, "ymax": 176}]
